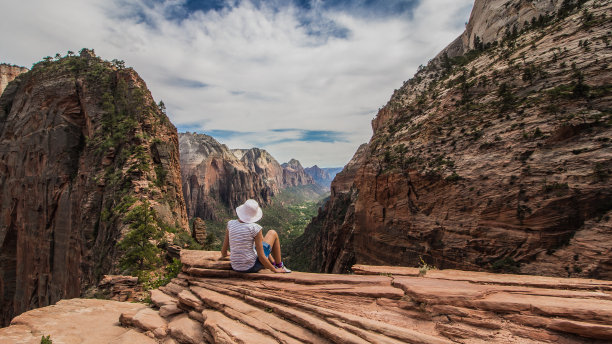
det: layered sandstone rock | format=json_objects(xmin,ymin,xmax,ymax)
[
  {"xmin": 441, "ymin": 0, "xmax": 564, "ymax": 58},
  {"xmin": 3, "ymin": 251, "xmax": 609, "ymax": 343},
  {"xmin": 0, "ymin": 299, "xmax": 155, "ymax": 344},
  {"xmin": 298, "ymin": 0, "xmax": 612, "ymax": 276},
  {"xmin": 192, "ymin": 217, "xmax": 207, "ymax": 245},
  {"xmin": 281, "ymin": 158, "xmax": 315, "ymax": 187},
  {"xmin": 0, "ymin": 63, "xmax": 28, "ymax": 96},
  {"xmin": 114, "ymin": 250, "xmax": 612, "ymax": 343},
  {"xmin": 232, "ymin": 147, "xmax": 285, "ymax": 194},
  {"xmin": 95, "ymin": 275, "xmax": 143, "ymax": 302},
  {"xmin": 0, "ymin": 51, "xmax": 188, "ymax": 325}
]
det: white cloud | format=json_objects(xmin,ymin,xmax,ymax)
[{"xmin": 0, "ymin": 0, "xmax": 473, "ymax": 167}]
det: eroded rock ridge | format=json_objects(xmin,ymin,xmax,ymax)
[
  {"xmin": 0, "ymin": 51, "xmax": 188, "ymax": 325},
  {"xmin": 297, "ymin": 0, "xmax": 612, "ymax": 277}
]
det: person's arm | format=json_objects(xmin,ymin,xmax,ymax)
[
  {"xmin": 254, "ymin": 231, "xmax": 283, "ymax": 273},
  {"xmin": 220, "ymin": 225, "xmax": 230, "ymax": 259}
]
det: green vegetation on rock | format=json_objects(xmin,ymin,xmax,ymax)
[
  {"xmin": 32, "ymin": 50, "xmax": 189, "ymax": 284},
  {"xmin": 117, "ymin": 199, "xmax": 163, "ymax": 274}
]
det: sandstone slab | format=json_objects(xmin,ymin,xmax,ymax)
[
  {"xmin": 167, "ymin": 314, "xmax": 204, "ymax": 344},
  {"xmin": 114, "ymin": 251, "xmax": 612, "ymax": 343},
  {"xmin": 0, "ymin": 299, "xmax": 150, "ymax": 344},
  {"xmin": 131, "ymin": 307, "xmax": 167, "ymax": 333},
  {"xmin": 151, "ymin": 289, "xmax": 177, "ymax": 307}
]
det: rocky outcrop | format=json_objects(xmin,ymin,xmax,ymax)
[
  {"xmin": 0, "ymin": 51, "xmax": 188, "ymax": 325},
  {"xmin": 440, "ymin": 0, "xmax": 563, "ymax": 58},
  {"xmin": 236, "ymin": 148, "xmax": 316, "ymax": 190},
  {"xmin": 114, "ymin": 250, "xmax": 612, "ymax": 343},
  {"xmin": 96, "ymin": 275, "xmax": 144, "ymax": 302},
  {"xmin": 179, "ymin": 132, "xmax": 273, "ymax": 221},
  {"xmin": 3, "ymin": 251, "xmax": 610, "ymax": 342},
  {"xmin": 298, "ymin": 0, "xmax": 612, "ymax": 277},
  {"xmin": 281, "ymin": 158, "xmax": 315, "ymax": 187},
  {"xmin": 0, "ymin": 298, "xmax": 155, "ymax": 344},
  {"xmin": 232, "ymin": 147, "xmax": 285, "ymax": 194},
  {"xmin": 304, "ymin": 165, "xmax": 330, "ymax": 185},
  {"xmin": 192, "ymin": 217, "xmax": 207, "ymax": 245},
  {"xmin": 0, "ymin": 63, "xmax": 28, "ymax": 96}
]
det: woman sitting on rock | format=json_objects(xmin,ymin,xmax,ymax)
[{"xmin": 221, "ymin": 199, "xmax": 291, "ymax": 273}]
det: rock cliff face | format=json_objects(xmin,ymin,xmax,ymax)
[
  {"xmin": 232, "ymin": 148, "xmax": 285, "ymax": 194},
  {"xmin": 305, "ymin": 165, "xmax": 330, "ymax": 185},
  {"xmin": 298, "ymin": 0, "xmax": 612, "ymax": 277},
  {"xmin": 305, "ymin": 165, "xmax": 343, "ymax": 188},
  {"xmin": 441, "ymin": 0, "xmax": 563, "ymax": 58},
  {"xmin": 0, "ymin": 51, "xmax": 188, "ymax": 325},
  {"xmin": 180, "ymin": 132, "xmax": 316, "ymax": 221},
  {"xmin": 281, "ymin": 158, "xmax": 315, "ymax": 187},
  {"xmin": 125, "ymin": 251, "xmax": 612, "ymax": 343},
  {"xmin": 0, "ymin": 64, "xmax": 28, "ymax": 96},
  {"xmin": 291, "ymin": 144, "xmax": 369, "ymax": 273},
  {"xmin": 179, "ymin": 132, "xmax": 272, "ymax": 221}
]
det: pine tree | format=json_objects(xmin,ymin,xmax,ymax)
[{"xmin": 117, "ymin": 199, "xmax": 163, "ymax": 274}]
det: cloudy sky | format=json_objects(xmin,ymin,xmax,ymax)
[{"xmin": 1, "ymin": 0, "xmax": 473, "ymax": 167}]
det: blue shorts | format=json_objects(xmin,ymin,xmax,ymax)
[{"xmin": 237, "ymin": 242, "xmax": 271, "ymax": 273}]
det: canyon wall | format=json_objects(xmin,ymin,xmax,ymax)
[
  {"xmin": 441, "ymin": 0, "xmax": 564, "ymax": 58},
  {"xmin": 0, "ymin": 51, "xmax": 188, "ymax": 325},
  {"xmin": 179, "ymin": 132, "xmax": 273, "ymax": 221},
  {"xmin": 232, "ymin": 148, "xmax": 285, "ymax": 194},
  {"xmin": 298, "ymin": 0, "xmax": 612, "ymax": 277}
]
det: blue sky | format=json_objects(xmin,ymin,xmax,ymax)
[{"xmin": 0, "ymin": 0, "xmax": 473, "ymax": 167}]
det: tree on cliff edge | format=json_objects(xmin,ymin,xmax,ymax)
[{"xmin": 117, "ymin": 200, "xmax": 163, "ymax": 274}]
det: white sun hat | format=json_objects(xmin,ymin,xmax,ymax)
[{"xmin": 236, "ymin": 199, "xmax": 263, "ymax": 223}]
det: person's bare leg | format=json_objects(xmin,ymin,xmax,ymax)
[{"xmin": 263, "ymin": 230, "xmax": 282, "ymax": 264}]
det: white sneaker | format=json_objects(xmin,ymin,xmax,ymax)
[{"xmin": 276, "ymin": 262, "xmax": 291, "ymax": 273}]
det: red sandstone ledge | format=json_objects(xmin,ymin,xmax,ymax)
[
  {"xmin": 144, "ymin": 250, "xmax": 612, "ymax": 343},
  {"xmin": 2, "ymin": 250, "xmax": 611, "ymax": 343}
]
